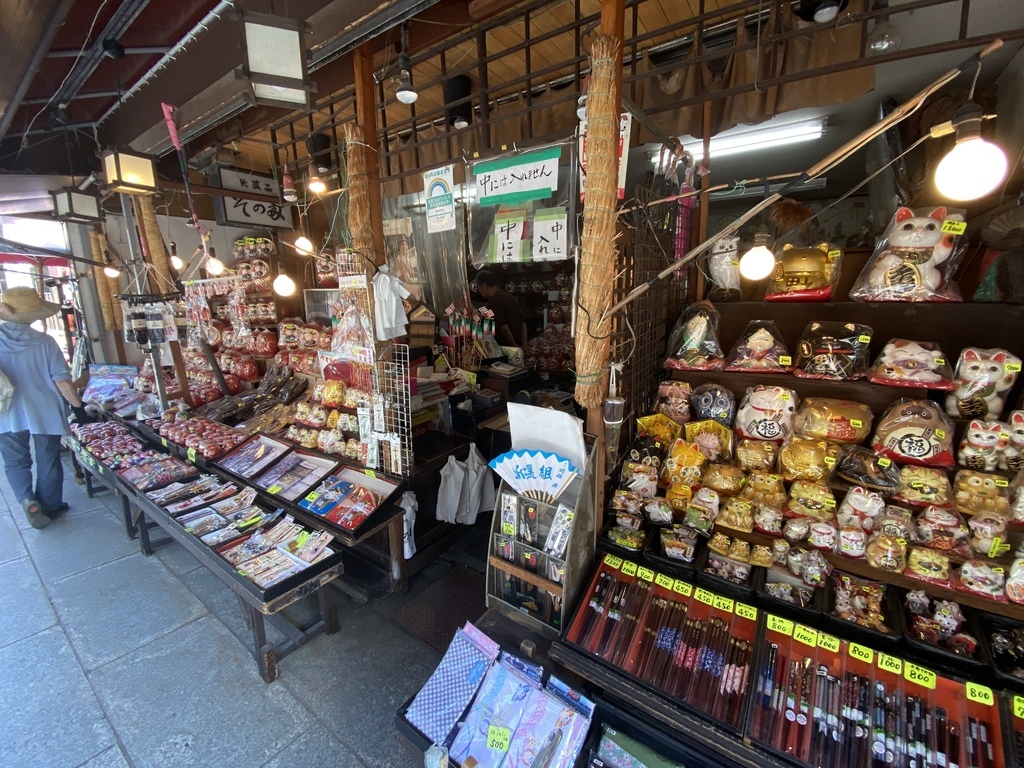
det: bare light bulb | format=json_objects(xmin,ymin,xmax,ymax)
[
  {"xmin": 103, "ymin": 265, "xmax": 121, "ymax": 278},
  {"xmin": 206, "ymin": 256, "xmax": 225, "ymax": 275},
  {"xmin": 170, "ymin": 254, "xmax": 184, "ymax": 271},
  {"xmin": 739, "ymin": 230, "xmax": 776, "ymax": 281},
  {"xmin": 395, "ymin": 53, "xmax": 418, "ymax": 104},
  {"xmin": 294, "ymin": 236, "xmax": 314, "ymax": 256},
  {"xmin": 935, "ymin": 137, "xmax": 1008, "ymax": 201},
  {"xmin": 867, "ymin": 21, "xmax": 902, "ymax": 54},
  {"xmin": 307, "ymin": 175, "xmax": 327, "ymax": 195},
  {"xmin": 273, "ymin": 272, "xmax": 296, "ymax": 297}
]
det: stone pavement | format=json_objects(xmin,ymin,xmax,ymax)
[{"xmin": 0, "ymin": 455, "xmax": 449, "ymax": 768}]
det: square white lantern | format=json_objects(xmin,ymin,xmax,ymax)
[
  {"xmin": 50, "ymin": 187, "xmax": 102, "ymax": 222},
  {"xmin": 240, "ymin": 12, "xmax": 313, "ymax": 109},
  {"xmin": 101, "ymin": 148, "xmax": 157, "ymax": 195}
]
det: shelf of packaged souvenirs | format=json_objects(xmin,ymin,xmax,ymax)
[
  {"xmin": 549, "ymin": 552, "xmax": 1019, "ymax": 768},
  {"xmin": 63, "ymin": 433, "xmax": 141, "ymax": 540}
]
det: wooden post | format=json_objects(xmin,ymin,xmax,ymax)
[
  {"xmin": 353, "ymin": 42, "xmax": 386, "ymax": 266},
  {"xmin": 694, "ymin": 100, "xmax": 712, "ymax": 303}
]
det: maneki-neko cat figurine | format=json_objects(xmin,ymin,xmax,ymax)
[{"xmin": 765, "ymin": 242, "xmax": 841, "ymax": 301}]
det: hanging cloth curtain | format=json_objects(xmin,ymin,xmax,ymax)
[
  {"xmin": 639, "ymin": 42, "xmax": 720, "ymax": 141},
  {"xmin": 775, "ymin": 0, "xmax": 874, "ymax": 113},
  {"xmin": 717, "ymin": 6, "xmax": 784, "ymax": 133}
]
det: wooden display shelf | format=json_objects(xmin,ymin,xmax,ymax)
[{"xmin": 488, "ymin": 555, "xmax": 564, "ymax": 598}]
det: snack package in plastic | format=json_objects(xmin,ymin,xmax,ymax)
[
  {"xmin": 684, "ymin": 419, "xmax": 733, "ymax": 462},
  {"xmin": 734, "ymin": 384, "xmax": 797, "ymax": 441},
  {"xmin": 785, "ymin": 481, "xmax": 835, "ymax": 521},
  {"xmin": 868, "ymin": 339, "xmax": 956, "ymax": 389},
  {"xmin": 724, "ymin": 320, "xmax": 793, "ymax": 372},
  {"xmin": 736, "ymin": 439, "xmax": 778, "ymax": 472},
  {"xmin": 708, "ymin": 531, "xmax": 732, "ymax": 555},
  {"xmin": 690, "ymin": 383, "xmax": 736, "ymax": 427},
  {"xmin": 792, "ymin": 397, "xmax": 873, "ymax": 445},
  {"xmin": 958, "ymin": 419, "xmax": 1010, "ymax": 472},
  {"xmin": 954, "ymin": 469, "xmax": 1011, "ymax": 516},
  {"xmin": 717, "ymin": 497, "xmax": 754, "ymax": 533},
  {"xmin": 754, "ymin": 504, "xmax": 783, "ymax": 535},
  {"xmin": 701, "ymin": 463, "xmax": 747, "ymax": 497},
  {"xmin": 849, "ymin": 205, "xmax": 967, "ymax": 302},
  {"xmin": 660, "ymin": 525, "xmax": 700, "ymax": 562},
  {"xmin": 956, "ymin": 559, "xmax": 1006, "ymax": 601},
  {"xmin": 793, "ymin": 321, "xmax": 873, "ymax": 380},
  {"xmin": 779, "ymin": 435, "xmax": 835, "ymax": 483},
  {"xmin": 659, "ymin": 439, "xmax": 705, "ymax": 489},
  {"xmin": 655, "ymin": 381, "xmax": 692, "ymax": 425},
  {"xmin": 664, "ymin": 301, "xmax": 725, "ymax": 371},
  {"xmin": 905, "ymin": 547, "xmax": 951, "ymax": 585},
  {"xmin": 606, "ymin": 525, "xmax": 645, "ymax": 552},
  {"xmin": 871, "ymin": 398, "xmax": 955, "ymax": 467},
  {"xmin": 683, "ymin": 487, "xmax": 720, "ymax": 535},
  {"xmin": 831, "ymin": 445, "xmax": 901, "ymax": 496},
  {"xmin": 968, "ymin": 510, "xmax": 1011, "ymax": 558},
  {"xmin": 866, "ymin": 533, "xmax": 907, "ymax": 572},
  {"xmin": 946, "ymin": 347, "xmax": 1022, "ymax": 422},
  {"xmin": 644, "ymin": 497, "xmax": 675, "ymax": 526},
  {"xmin": 741, "ymin": 472, "xmax": 787, "ymax": 508},
  {"xmin": 894, "ymin": 465, "xmax": 952, "ymax": 508},
  {"xmin": 837, "ymin": 486, "xmax": 886, "ymax": 532},
  {"xmin": 765, "ymin": 242, "xmax": 842, "ymax": 301},
  {"xmin": 831, "ymin": 573, "xmax": 892, "ymax": 632},
  {"xmin": 874, "ymin": 506, "xmax": 916, "ymax": 540},
  {"xmin": 914, "ymin": 505, "xmax": 971, "ymax": 557}
]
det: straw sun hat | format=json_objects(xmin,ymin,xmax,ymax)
[{"xmin": 0, "ymin": 287, "xmax": 61, "ymax": 324}]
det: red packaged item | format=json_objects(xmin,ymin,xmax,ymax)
[
  {"xmin": 724, "ymin": 320, "xmax": 793, "ymax": 373},
  {"xmin": 871, "ymin": 398, "xmax": 955, "ymax": 468},
  {"xmin": 868, "ymin": 339, "xmax": 956, "ymax": 389}
]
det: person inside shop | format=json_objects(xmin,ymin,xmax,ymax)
[
  {"xmin": 0, "ymin": 287, "xmax": 87, "ymax": 529},
  {"xmin": 475, "ymin": 270, "xmax": 526, "ymax": 348}
]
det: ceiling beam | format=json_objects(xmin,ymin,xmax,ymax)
[
  {"xmin": 47, "ymin": 46, "xmax": 170, "ymax": 58},
  {"xmin": 22, "ymin": 90, "xmax": 122, "ymax": 106}
]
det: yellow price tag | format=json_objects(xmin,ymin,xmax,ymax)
[
  {"xmin": 187, "ymin": 448, "xmax": 197, "ymax": 463},
  {"xmin": 878, "ymin": 653, "xmax": 903, "ymax": 675},
  {"xmin": 1007, "ymin": 362, "xmax": 1022, "ymax": 373},
  {"xmin": 827, "ymin": 249, "xmax": 842, "ymax": 259},
  {"xmin": 766, "ymin": 614, "xmax": 794, "ymax": 636},
  {"xmin": 996, "ymin": 478, "xmax": 1009, "ymax": 487},
  {"xmin": 637, "ymin": 566, "xmax": 655, "ymax": 583},
  {"xmin": 502, "ymin": 523, "xmax": 515, "ymax": 536},
  {"xmin": 735, "ymin": 603, "xmax": 757, "ymax": 621},
  {"xmin": 904, "ymin": 663, "xmax": 936, "ymax": 690},
  {"xmin": 824, "ymin": 498, "xmax": 836, "ymax": 508},
  {"xmin": 794, "ymin": 624, "xmax": 818, "ymax": 648},
  {"xmin": 940, "ymin": 219, "xmax": 967, "ymax": 235},
  {"xmin": 779, "ymin": 356, "xmax": 792, "ymax": 366},
  {"xmin": 486, "ymin": 725, "xmax": 511, "ymax": 752},
  {"xmin": 267, "ymin": 485, "xmax": 283, "ymax": 494},
  {"xmin": 817, "ymin": 633, "xmax": 840, "ymax": 653},
  {"xmin": 850, "ymin": 419, "xmax": 863, "ymax": 428},
  {"xmin": 935, "ymin": 429, "xmax": 946, "ymax": 439},
  {"xmin": 966, "ymin": 682, "xmax": 994, "ymax": 706},
  {"xmin": 305, "ymin": 492, "xmax": 320, "ymax": 502},
  {"xmin": 824, "ymin": 456, "xmax": 836, "ymax": 466},
  {"xmin": 1014, "ymin": 695, "xmax": 1024, "ymax": 720},
  {"xmin": 161, "ymin": 437, "xmax": 168, "ymax": 447},
  {"xmin": 849, "ymin": 643, "xmax": 873, "ymax": 664},
  {"xmin": 603, "ymin": 554, "xmax": 623, "ymax": 569},
  {"xmin": 713, "ymin": 595, "xmax": 735, "ymax": 614},
  {"xmin": 621, "ymin": 561, "xmax": 638, "ymax": 577},
  {"xmin": 365, "ymin": 469, "xmax": 377, "ymax": 478},
  {"xmin": 673, "ymin": 580, "xmax": 693, "ymax": 597},
  {"xmin": 780, "ymin": 393, "xmax": 791, "ymax": 401},
  {"xmin": 858, "ymin": 334, "xmax": 871, "ymax": 343},
  {"xmin": 934, "ymin": 358, "xmax": 945, "ymax": 366},
  {"xmin": 655, "ymin": 573, "xmax": 674, "ymax": 590},
  {"xmin": 694, "ymin": 588, "xmax": 715, "ymax": 606},
  {"xmin": 877, "ymin": 457, "xmax": 891, "ymax": 467}
]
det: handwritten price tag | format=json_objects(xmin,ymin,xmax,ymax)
[
  {"xmin": 941, "ymin": 219, "xmax": 967, "ymax": 235},
  {"xmin": 487, "ymin": 725, "xmax": 511, "ymax": 752},
  {"xmin": 305, "ymin": 492, "xmax": 320, "ymax": 502},
  {"xmin": 878, "ymin": 653, "xmax": 903, "ymax": 675},
  {"xmin": 502, "ymin": 522, "xmax": 516, "ymax": 536},
  {"xmin": 794, "ymin": 624, "xmax": 818, "ymax": 648},
  {"xmin": 858, "ymin": 334, "xmax": 871, "ymax": 343},
  {"xmin": 637, "ymin": 566, "xmax": 655, "ymax": 583},
  {"xmin": 713, "ymin": 595, "xmax": 735, "ymax": 614},
  {"xmin": 767, "ymin": 614, "xmax": 794, "ymax": 636},
  {"xmin": 849, "ymin": 643, "xmax": 873, "ymax": 664},
  {"xmin": 735, "ymin": 603, "xmax": 757, "ymax": 622},
  {"xmin": 904, "ymin": 663, "xmax": 936, "ymax": 690},
  {"xmin": 1014, "ymin": 695, "xmax": 1024, "ymax": 720},
  {"xmin": 935, "ymin": 429, "xmax": 946, "ymax": 439},
  {"xmin": 694, "ymin": 588, "xmax": 715, "ymax": 606},
  {"xmin": 603, "ymin": 554, "xmax": 623, "ymax": 569},
  {"xmin": 828, "ymin": 249, "xmax": 842, "ymax": 259},
  {"xmin": 966, "ymin": 682, "xmax": 994, "ymax": 706},
  {"xmin": 877, "ymin": 458, "xmax": 891, "ymax": 467},
  {"xmin": 779, "ymin": 356, "xmax": 792, "ymax": 366},
  {"xmin": 621, "ymin": 561, "xmax": 638, "ymax": 577},
  {"xmin": 996, "ymin": 478, "xmax": 1009, "ymax": 487},
  {"xmin": 817, "ymin": 633, "xmax": 840, "ymax": 653},
  {"xmin": 850, "ymin": 419, "xmax": 863, "ymax": 429},
  {"xmin": 267, "ymin": 485, "xmax": 283, "ymax": 495},
  {"xmin": 824, "ymin": 456, "xmax": 836, "ymax": 466},
  {"xmin": 161, "ymin": 438, "xmax": 168, "ymax": 448},
  {"xmin": 186, "ymin": 447, "xmax": 197, "ymax": 463},
  {"xmin": 655, "ymin": 573, "xmax": 674, "ymax": 590},
  {"xmin": 673, "ymin": 580, "xmax": 693, "ymax": 597},
  {"xmin": 1007, "ymin": 362, "xmax": 1022, "ymax": 374}
]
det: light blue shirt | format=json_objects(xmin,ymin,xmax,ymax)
[{"xmin": 0, "ymin": 322, "xmax": 71, "ymax": 436}]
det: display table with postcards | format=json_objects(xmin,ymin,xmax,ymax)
[{"xmin": 64, "ymin": 413, "xmax": 406, "ymax": 683}]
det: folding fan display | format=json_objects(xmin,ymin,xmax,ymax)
[{"xmin": 488, "ymin": 449, "xmax": 578, "ymax": 504}]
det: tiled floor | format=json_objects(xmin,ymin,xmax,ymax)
[{"xmin": 0, "ymin": 455, "xmax": 458, "ymax": 768}]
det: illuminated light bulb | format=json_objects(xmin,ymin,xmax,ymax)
[
  {"xmin": 934, "ymin": 106, "xmax": 1009, "ymax": 200},
  {"xmin": 103, "ymin": 265, "xmax": 121, "ymax": 278},
  {"xmin": 307, "ymin": 175, "xmax": 327, "ymax": 195},
  {"xmin": 739, "ymin": 230, "xmax": 775, "ymax": 281},
  {"xmin": 170, "ymin": 254, "xmax": 184, "ymax": 271},
  {"xmin": 206, "ymin": 256, "xmax": 225, "ymax": 275},
  {"xmin": 273, "ymin": 272, "xmax": 296, "ymax": 297},
  {"xmin": 294, "ymin": 236, "xmax": 314, "ymax": 256}
]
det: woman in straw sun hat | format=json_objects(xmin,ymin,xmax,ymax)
[{"xmin": 0, "ymin": 287, "xmax": 87, "ymax": 529}]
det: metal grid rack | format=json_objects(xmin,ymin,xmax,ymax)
[{"xmin": 374, "ymin": 342, "xmax": 413, "ymax": 478}]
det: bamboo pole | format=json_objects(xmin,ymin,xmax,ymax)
[{"xmin": 135, "ymin": 196, "xmax": 175, "ymax": 292}]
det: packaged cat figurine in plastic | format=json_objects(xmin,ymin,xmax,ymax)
[
  {"xmin": 793, "ymin": 321, "xmax": 873, "ymax": 380},
  {"xmin": 734, "ymin": 384, "xmax": 797, "ymax": 442},
  {"xmin": 655, "ymin": 381, "xmax": 692, "ymax": 425},
  {"xmin": 868, "ymin": 339, "xmax": 956, "ymax": 389},
  {"xmin": 724, "ymin": 320, "xmax": 792, "ymax": 373},
  {"xmin": 872, "ymin": 398, "xmax": 956, "ymax": 467},
  {"xmin": 954, "ymin": 469, "xmax": 1011, "ymax": 516},
  {"xmin": 664, "ymin": 301, "xmax": 725, "ymax": 371},
  {"xmin": 1000, "ymin": 411, "xmax": 1024, "ymax": 473},
  {"xmin": 850, "ymin": 205, "xmax": 967, "ymax": 302},
  {"xmin": 792, "ymin": 397, "xmax": 873, "ymax": 445},
  {"xmin": 837, "ymin": 486, "xmax": 885, "ymax": 532},
  {"xmin": 690, "ymin": 383, "xmax": 736, "ymax": 427},
  {"xmin": 706, "ymin": 235, "xmax": 741, "ymax": 301},
  {"xmin": 958, "ymin": 419, "xmax": 1009, "ymax": 472},
  {"xmin": 765, "ymin": 242, "xmax": 842, "ymax": 301},
  {"xmin": 946, "ymin": 347, "xmax": 1021, "ymax": 421}
]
